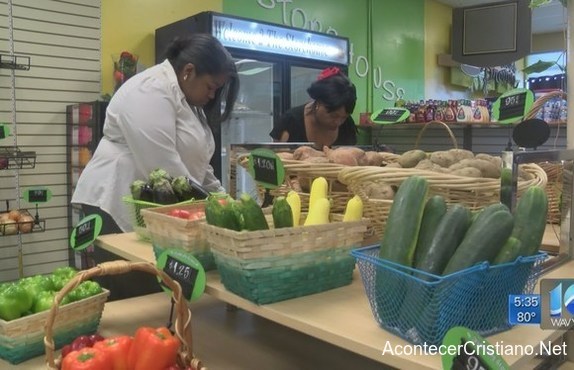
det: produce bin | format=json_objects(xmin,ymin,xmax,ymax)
[
  {"xmin": 122, "ymin": 195, "xmax": 195, "ymax": 241},
  {"xmin": 141, "ymin": 201, "xmax": 215, "ymax": 271},
  {"xmin": 203, "ymin": 215, "xmax": 368, "ymax": 304},
  {"xmin": 351, "ymin": 245, "xmax": 546, "ymax": 345},
  {"xmin": 0, "ymin": 289, "xmax": 109, "ymax": 364}
]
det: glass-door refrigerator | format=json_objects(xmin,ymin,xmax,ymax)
[{"xmin": 155, "ymin": 11, "xmax": 349, "ymax": 197}]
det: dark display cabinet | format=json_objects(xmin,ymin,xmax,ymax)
[{"xmin": 65, "ymin": 101, "xmax": 108, "ymax": 267}]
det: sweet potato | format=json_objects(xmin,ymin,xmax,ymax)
[
  {"xmin": 293, "ymin": 146, "xmax": 324, "ymax": 161},
  {"xmin": 323, "ymin": 146, "xmax": 368, "ymax": 166}
]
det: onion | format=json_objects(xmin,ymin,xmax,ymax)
[
  {"xmin": 1, "ymin": 219, "xmax": 18, "ymax": 235},
  {"xmin": 8, "ymin": 210, "xmax": 21, "ymax": 222},
  {"xmin": 18, "ymin": 215, "xmax": 35, "ymax": 233}
]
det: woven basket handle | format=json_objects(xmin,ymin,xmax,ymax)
[
  {"xmin": 524, "ymin": 90, "xmax": 567, "ymax": 120},
  {"xmin": 44, "ymin": 260, "xmax": 206, "ymax": 370},
  {"xmin": 414, "ymin": 120, "xmax": 458, "ymax": 149}
]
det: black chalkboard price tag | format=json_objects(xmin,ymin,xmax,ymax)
[
  {"xmin": 370, "ymin": 107, "xmax": 410, "ymax": 125},
  {"xmin": 69, "ymin": 214, "xmax": 102, "ymax": 251},
  {"xmin": 0, "ymin": 124, "xmax": 9, "ymax": 139},
  {"xmin": 491, "ymin": 88, "xmax": 534, "ymax": 124},
  {"xmin": 441, "ymin": 327, "xmax": 509, "ymax": 370},
  {"xmin": 23, "ymin": 188, "xmax": 52, "ymax": 203},
  {"xmin": 248, "ymin": 148, "xmax": 285, "ymax": 189},
  {"xmin": 156, "ymin": 248, "xmax": 206, "ymax": 302}
]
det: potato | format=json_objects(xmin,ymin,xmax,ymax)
[
  {"xmin": 475, "ymin": 153, "xmax": 502, "ymax": 168},
  {"xmin": 365, "ymin": 182, "xmax": 395, "ymax": 200},
  {"xmin": 452, "ymin": 167, "xmax": 482, "ymax": 178},
  {"xmin": 398, "ymin": 149, "xmax": 426, "ymax": 168},
  {"xmin": 449, "ymin": 158, "xmax": 500, "ymax": 178},
  {"xmin": 385, "ymin": 162, "xmax": 402, "ymax": 168},
  {"xmin": 429, "ymin": 151, "xmax": 457, "ymax": 168},
  {"xmin": 448, "ymin": 149, "xmax": 474, "ymax": 162},
  {"xmin": 415, "ymin": 159, "xmax": 444, "ymax": 172}
]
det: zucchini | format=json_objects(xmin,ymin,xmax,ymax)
[
  {"xmin": 511, "ymin": 186, "xmax": 548, "ymax": 256},
  {"xmin": 493, "ymin": 236, "xmax": 523, "ymax": 264},
  {"xmin": 415, "ymin": 204, "xmax": 471, "ymax": 275},
  {"xmin": 238, "ymin": 193, "xmax": 269, "ymax": 231},
  {"xmin": 443, "ymin": 206, "xmax": 514, "ymax": 275},
  {"xmin": 379, "ymin": 176, "xmax": 429, "ymax": 266},
  {"xmin": 413, "ymin": 195, "xmax": 447, "ymax": 266},
  {"xmin": 272, "ymin": 196, "xmax": 293, "ymax": 228}
]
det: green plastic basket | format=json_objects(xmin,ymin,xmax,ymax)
[{"xmin": 212, "ymin": 247, "xmax": 355, "ymax": 304}]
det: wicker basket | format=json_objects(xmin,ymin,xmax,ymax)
[
  {"xmin": 524, "ymin": 90, "xmax": 567, "ymax": 224},
  {"xmin": 140, "ymin": 201, "xmax": 215, "ymax": 271},
  {"xmin": 202, "ymin": 215, "xmax": 368, "ymax": 304},
  {"xmin": 338, "ymin": 163, "xmax": 548, "ymax": 238},
  {"xmin": 44, "ymin": 260, "xmax": 205, "ymax": 370},
  {"xmin": 0, "ymin": 289, "xmax": 109, "ymax": 364},
  {"xmin": 122, "ymin": 196, "xmax": 196, "ymax": 241}
]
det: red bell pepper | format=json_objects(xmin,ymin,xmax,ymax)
[
  {"xmin": 62, "ymin": 347, "xmax": 112, "ymax": 370},
  {"xmin": 127, "ymin": 327, "xmax": 180, "ymax": 370},
  {"xmin": 92, "ymin": 335, "xmax": 133, "ymax": 370}
]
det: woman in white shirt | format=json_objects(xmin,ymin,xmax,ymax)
[{"xmin": 72, "ymin": 34, "xmax": 239, "ymax": 234}]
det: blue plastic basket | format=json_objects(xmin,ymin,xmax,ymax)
[{"xmin": 351, "ymin": 245, "xmax": 546, "ymax": 345}]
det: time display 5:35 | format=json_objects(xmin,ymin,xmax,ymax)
[{"xmin": 508, "ymin": 294, "xmax": 541, "ymax": 325}]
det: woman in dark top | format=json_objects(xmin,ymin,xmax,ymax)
[{"xmin": 270, "ymin": 67, "xmax": 358, "ymax": 148}]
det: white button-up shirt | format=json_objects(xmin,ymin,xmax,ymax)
[{"xmin": 72, "ymin": 59, "xmax": 223, "ymax": 232}]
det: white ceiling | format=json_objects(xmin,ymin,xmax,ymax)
[{"xmin": 434, "ymin": 0, "xmax": 568, "ymax": 34}]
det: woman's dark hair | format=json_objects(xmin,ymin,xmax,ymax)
[
  {"xmin": 307, "ymin": 71, "xmax": 356, "ymax": 114},
  {"xmin": 165, "ymin": 34, "xmax": 239, "ymax": 126}
]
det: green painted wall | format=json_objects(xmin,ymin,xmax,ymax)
[{"xmin": 222, "ymin": 0, "xmax": 425, "ymax": 144}]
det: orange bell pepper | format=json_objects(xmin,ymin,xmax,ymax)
[
  {"xmin": 127, "ymin": 327, "xmax": 180, "ymax": 370},
  {"xmin": 92, "ymin": 335, "xmax": 133, "ymax": 370},
  {"xmin": 62, "ymin": 347, "xmax": 112, "ymax": 370}
]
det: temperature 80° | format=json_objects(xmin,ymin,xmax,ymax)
[{"xmin": 517, "ymin": 312, "xmax": 536, "ymax": 323}]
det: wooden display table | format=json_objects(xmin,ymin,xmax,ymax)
[{"xmin": 91, "ymin": 232, "xmax": 572, "ymax": 370}]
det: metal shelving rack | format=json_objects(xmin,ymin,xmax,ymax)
[{"xmin": 0, "ymin": 0, "xmax": 44, "ymax": 278}]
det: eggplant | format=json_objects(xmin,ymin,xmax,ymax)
[
  {"xmin": 152, "ymin": 178, "xmax": 178, "ymax": 204},
  {"xmin": 171, "ymin": 176, "xmax": 210, "ymax": 201},
  {"xmin": 130, "ymin": 180, "xmax": 153, "ymax": 202}
]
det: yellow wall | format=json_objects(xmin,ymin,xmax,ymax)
[
  {"xmin": 101, "ymin": 0, "xmax": 221, "ymax": 94},
  {"xmin": 424, "ymin": 0, "xmax": 468, "ymax": 100}
]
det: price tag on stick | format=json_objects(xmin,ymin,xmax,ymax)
[
  {"xmin": 370, "ymin": 107, "xmax": 410, "ymax": 124},
  {"xmin": 70, "ymin": 214, "xmax": 103, "ymax": 251},
  {"xmin": 156, "ymin": 248, "xmax": 206, "ymax": 302},
  {"xmin": 248, "ymin": 148, "xmax": 285, "ymax": 189},
  {"xmin": 491, "ymin": 88, "xmax": 534, "ymax": 124},
  {"xmin": 23, "ymin": 188, "xmax": 52, "ymax": 203}
]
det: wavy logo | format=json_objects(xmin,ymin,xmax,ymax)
[{"xmin": 541, "ymin": 279, "xmax": 574, "ymax": 329}]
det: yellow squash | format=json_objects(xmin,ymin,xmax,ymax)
[
  {"xmin": 343, "ymin": 195, "xmax": 363, "ymax": 222},
  {"xmin": 286, "ymin": 191, "xmax": 301, "ymax": 226}
]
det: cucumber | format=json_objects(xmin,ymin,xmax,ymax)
[
  {"xmin": 493, "ymin": 236, "xmax": 523, "ymax": 264},
  {"xmin": 511, "ymin": 186, "xmax": 548, "ymax": 256},
  {"xmin": 238, "ymin": 193, "xmax": 269, "ymax": 231},
  {"xmin": 272, "ymin": 196, "xmax": 293, "ymax": 228},
  {"xmin": 379, "ymin": 176, "xmax": 429, "ymax": 266},
  {"xmin": 376, "ymin": 176, "xmax": 428, "ymax": 330},
  {"xmin": 413, "ymin": 195, "xmax": 447, "ymax": 267},
  {"xmin": 204, "ymin": 196, "xmax": 242, "ymax": 231},
  {"xmin": 443, "ymin": 206, "xmax": 514, "ymax": 275},
  {"xmin": 415, "ymin": 204, "xmax": 471, "ymax": 275}
]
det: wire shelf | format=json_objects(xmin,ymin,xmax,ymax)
[{"xmin": 0, "ymin": 146, "xmax": 36, "ymax": 170}]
